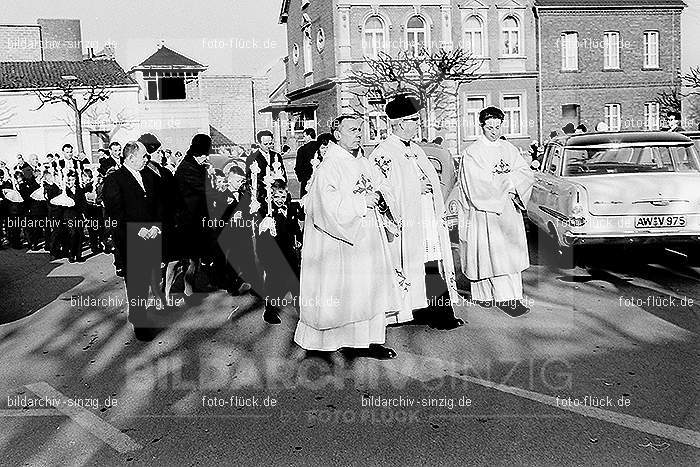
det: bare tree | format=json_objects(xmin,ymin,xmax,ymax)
[
  {"xmin": 34, "ymin": 80, "xmax": 112, "ymax": 155},
  {"xmin": 682, "ymin": 66, "xmax": 700, "ymax": 97},
  {"xmin": 656, "ymin": 66, "xmax": 700, "ymax": 115},
  {"xmin": 345, "ymin": 47, "xmax": 482, "ymax": 138},
  {"xmin": 84, "ymin": 104, "xmax": 137, "ymax": 139},
  {"xmin": 656, "ymin": 86, "xmax": 682, "ymax": 114}
]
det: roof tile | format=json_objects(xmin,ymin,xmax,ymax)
[{"xmin": 0, "ymin": 60, "xmax": 136, "ymax": 90}]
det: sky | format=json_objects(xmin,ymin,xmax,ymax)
[
  {"xmin": 3, "ymin": 1, "xmax": 699, "ymax": 74},
  {"xmin": 2, "ymin": 0, "xmax": 288, "ymax": 76},
  {"xmin": 682, "ymin": 0, "xmax": 700, "ymax": 71}
]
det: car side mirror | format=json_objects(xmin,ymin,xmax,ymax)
[{"xmin": 530, "ymin": 160, "xmax": 541, "ymax": 170}]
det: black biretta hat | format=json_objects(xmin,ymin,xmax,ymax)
[{"xmin": 385, "ymin": 93, "xmax": 423, "ymax": 120}]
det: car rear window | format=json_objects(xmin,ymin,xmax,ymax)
[{"xmin": 563, "ymin": 145, "xmax": 700, "ymax": 176}]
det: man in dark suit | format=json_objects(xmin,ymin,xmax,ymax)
[
  {"xmin": 218, "ymin": 165, "xmax": 256, "ymax": 296},
  {"xmin": 103, "ymin": 141, "xmax": 163, "ymax": 341},
  {"xmin": 58, "ymin": 143, "xmax": 90, "ymax": 176},
  {"xmin": 294, "ymin": 128, "xmax": 319, "ymax": 198},
  {"xmin": 255, "ymin": 179, "xmax": 302, "ymax": 324},
  {"xmin": 245, "ymin": 129, "xmax": 287, "ymax": 216}
]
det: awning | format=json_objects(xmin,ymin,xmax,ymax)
[{"xmin": 258, "ymin": 102, "xmax": 318, "ymax": 113}]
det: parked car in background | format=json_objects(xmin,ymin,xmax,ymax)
[
  {"xmin": 527, "ymin": 131, "xmax": 700, "ymax": 265},
  {"xmin": 681, "ymin": 130, "xmax": 700, "ymax": 155}
]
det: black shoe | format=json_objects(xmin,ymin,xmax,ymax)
[
  {"xmin": 69, "ymin": 256, "xmax": 77, "ymax": 263},
  {"xmin": 429, "ymin": 317, "xmax": 465, "ymax": 330},
  {"xmin": 133, "ymin": 326, "xmax": 158, "ymax": 342},
  {"xmin": 263, "ymin": 305, "xmax": 281, "ymax": 324},
  {"xmin": 497, "ymin": 301, "xmax": 530, "ymax": 317},
  {"xmin": 367, "ymin": 344, "xmax": 397, "ymax": 360}
]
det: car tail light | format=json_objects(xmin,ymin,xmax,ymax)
[{"xmin": 569, "ymin": 188, "xmax": 587, "ymax": 227}]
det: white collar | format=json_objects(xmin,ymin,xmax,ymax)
[{"xmin": 480, "ymin": 135, "xmax": 501, "ymax": 147}]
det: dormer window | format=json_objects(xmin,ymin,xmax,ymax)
[{"xmin": 144, "ymin": 71, "xmax": 197, "ymax": 100}]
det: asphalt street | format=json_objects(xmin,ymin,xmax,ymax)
[{"xmin": 0, "ymin": 233, "xmax": 698, "ymax": 466}]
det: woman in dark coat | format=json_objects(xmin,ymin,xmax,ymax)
[{"xmin": 174, "ymin": 134, "xmax": 215, "ymax": 295}]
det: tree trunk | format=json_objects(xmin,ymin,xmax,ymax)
[
  {"xmin": 419, "ymin": 105, "xmax": 429, "ymax": 141},
  {"xmin": 74, "ymin": 107, "xmax": 85, "ymax": 156}
]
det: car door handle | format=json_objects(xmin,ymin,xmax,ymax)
[{"xmin": 548, "ymin": 190, "xmax": 558, "ymax": 196}]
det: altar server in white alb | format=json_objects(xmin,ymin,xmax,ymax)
[
  {"xmin": 458, "ymin": 106, "xmax": 534, "ymax": 317},
  {"xmin": 294, "ymin": 114, "xmax": 401, "ymax": 359},
  {"xmin": 369, "ymin": 94, "xmax": 463, "ymax": 330}
]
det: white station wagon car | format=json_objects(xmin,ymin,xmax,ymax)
[{"xmin": 527, "ymin": 131, "xmax": 700, "ymax": 262}]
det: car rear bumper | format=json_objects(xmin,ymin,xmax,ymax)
[{"xmin": 562, "ymin": 231, "xmax": 700, "ymax": 246}]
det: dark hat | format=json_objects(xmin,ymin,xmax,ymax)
[
  {"xmin": 187, "ymin": 133, "xmax": 212, "ymax": 157},
  {"xmin": 138, "ymin": 133, "xmax": 161, "ymax": 154},
  {"xmin": 562, "ymin": 123, "xmax": 576, "ymax": 134},
  {"xmin": 385, "ymin": 93, "xmax": 422, "ymax": 120}
]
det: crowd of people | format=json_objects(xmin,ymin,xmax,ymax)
[{"xmin": 1, "ymin": 95, "xmax": 537, "ymax": 360}]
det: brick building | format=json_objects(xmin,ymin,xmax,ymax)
[
  {"xmin": 200, "ymin": 75, "xmax": 273, "ymax": 150},
  {"xmin": 273, "ymin": 0, "xmax": 539, "ymax": 153},
  {"xmin": 0, "ymin": 19, "xmax": 84, "ymax": 62},
  {"xmin": 535, "ymin": 0, "xmax": 686, "ymax": 136},
  {"xmin": 272, "ymin": 0, "xmax": 685, "ymax": 154}
]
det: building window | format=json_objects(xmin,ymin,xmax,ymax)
[
  {"xmin": 363, "ymin": 16, "xmax": 386, "ymax": 59},
  {"xmin": 143, "ymin": 71, "xmax": 191, "ymax": 100},
  {"xmin": 644, "ymin": 102, "xmax": 660, "ymax": 130},
  {"xmin": 288, "ymin": 109, "xmax": 316, "ymax": 137},
  {"xmin": 406, "ymin": 15, "xmax": 428, "ymax": 56},
  {"xmin": 464, "ymin": 15, "xmax": 484, "ymax": 57},
  {"xmin": 603, "ymin": 32, "xmax": 620, "ymax": 69},
  {"xmin": 644, "ymin": 31, "xmax": 659, "ymax": 68},
  {"xmin": 561, "ymin": 32, "xmax": 578, "ymax": 71},
  {"xmin": 605, "ymin": 104, "xmax": 621, "ymax": 131},
  {"xmin": 464, "ymin": 96, "xmax": 486, "ymax": 137},
  {"xmin": 367, "ymin": 112, "xmax": 389, "ymax": 143},
  {"xmin": 292, "ymin": 44, "xmax": 300, "ymax": 64},
  {"xmin": 303, "ymin": 28, "xmax": 313, "ymax": 74},
  {"xmin": 365, "ymin": 92, "xmax": 388, "ymax": 143},
  {"xmin": 317, "ymin": 28, "xmax": 325, "ymax": 52},
  {"xmin": 502, "ymin": 95, "xmax": 522, "ymax": 135},
  {"xmin": 501, "ymin": 16, "xmax": 520, "ymax": 55}
]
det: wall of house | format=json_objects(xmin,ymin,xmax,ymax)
[
  {"xmin": 36, "ymin": 19, "xmax": 83, "ymax": 61},
  {"xmin": 200, "ymin": 75, "xmax": 272, "ymax": 147},
  {"xmin": 285, "ymin": 0, "xmax": 337, "ymax": 95},
  {"xmin": 0, "ymin": 25, "xmax": 43, "ymax": 61},
  {"xmin": 538, "ymin": 7, "xmax": 682, "ymax": 132},
  {"xmin": 0, "ymin": 87, "xmax": 140, "ymax": 166}
]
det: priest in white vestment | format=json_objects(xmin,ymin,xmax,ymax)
[
  {"xmin": 369, "ymin": 94, "xmax": 464, "ymax": 329},
  {"xmin": 457, "ymin": 106, "xmax": 534, "ymax": 317},
  {"xmin": 294, "ymin": 115, "xmax": 401, "ymax": 359}
]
